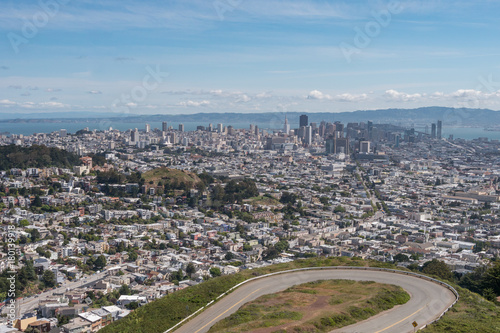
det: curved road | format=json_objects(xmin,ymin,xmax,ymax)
[{"xmin": 173, "ymin": 269, "xmax": 456, "ymax": 333}]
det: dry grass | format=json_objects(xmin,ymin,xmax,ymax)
[{"xmin": 208, "ymin": 279, "xmax": 409, "ymax": 333}]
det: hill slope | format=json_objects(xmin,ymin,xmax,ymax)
[{"xmin": 0, "ymin": 144, "xmax": 80, "ymax": 170}]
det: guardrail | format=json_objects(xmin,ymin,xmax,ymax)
[{"xmin": 164, "ymin": 266, "xmax": 459, "ymax": 333}]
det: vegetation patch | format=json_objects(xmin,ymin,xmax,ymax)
[
  {"xmin": 142, "ymin": 167, "xmax": 202, "ymax": 189},
  {"xmin": 208, "ymin": 279, "xmax": 409, "ymax": 333},
  {"xmin": 0, "ymin": 144, "xmax": 80, "ymax": 169}
]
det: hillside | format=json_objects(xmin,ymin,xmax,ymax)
[
  {"xmin": 0, "ymin": 144, "xmax": 80, "ymax": 170},
  {"xmin": 99, "ymin": 257, "xmax": 500, "ymax": 333},
  {"xmin": 2, "ymin": 107, "xmax": 499, "ymax": 128},
  {"xmin": 142, "ymin": 167, "xmax": 202, "ymax": 190}
]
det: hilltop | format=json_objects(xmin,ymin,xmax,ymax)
[
  {"xmin": 0, "ymin": 144, "xmax": 81, "ymax": 170},
  {"xmin": 142, "ymin": 167, "xmax": 203, "ymax": 190}
]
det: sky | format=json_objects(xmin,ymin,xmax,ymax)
[{"xmin": 1, "ymin": 0, "xmax": 500, "ymax": 116}]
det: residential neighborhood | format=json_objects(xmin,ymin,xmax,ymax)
[{"xmin": 0, "ymin": 117, "xmax": 499, "ymax": 332}]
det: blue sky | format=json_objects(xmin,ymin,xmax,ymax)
[{"xmin": 1, "ymin": 0, "xmax": 500, "ymax": 115}]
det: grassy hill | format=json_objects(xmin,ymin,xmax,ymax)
[
  {"xmin": 0, "ymin": 144, "xmax": 80, "ymax": 170},
  {"xmin": 99, "ymin": 257, "xmax": 500, "ymax": 333},
  {"xmin": 142, "ymin": 167, "xmax": 202, "ymax": 190},
  {"xmin": 208, "ymin": 279, "xmax": 410, "ymax": 332}
]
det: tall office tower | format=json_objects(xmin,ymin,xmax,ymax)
[
  {"xmin": 325, "ymin": 136, "xmax": 335, "ymax": 154},
  {"xmin": 217, "ymin": 123, "xmax": 223, "ymax": 133},
  {"xmin": 131, "ymin": 128, "xmax": 139, "ymax": 143},
  {"xmin": 250, "ymin": 124, "xmax": 255, "ymax": 133},
  {"xmin": 145, "ymin": 123, "xmax": 151, "ymax": 133},
  {"xmin": 326, "ymin": 123, "xmax": 336, "ymax": 136},
  {"xmin": 162, "ymin": 122, "xmax": 168, "ymax": 132},
  {"xmin": 367, "ymin": 121, "xmax": 373, "ymax": 140},
  {"xmin": 284, "ymin": 115, "xmax": 290, "ymax": 134},
  {"xmin": 298, "ymin": 126, "xmax": 306, "ymax": 139},
  {"xmin": 319, "ymin": 123, "xmax": 326, "ymax": 137},
  {"xmin": 431, "ymin": 123, "xmax": 436, "ymax": 139},
  {"xmin": 179, "ymin": 124, "xmax": 184, "ymax": 132},
  {"xmin": 334, "ymin": 122, "xmax": 344, "ymax": 135},
  {"xmin": 310, "ymin": 122, "xmax": 317, "ymax": 131},
  {"xmin": 254, "ymin": 125, "xmax": 259, "ymax": 136},
  {"xmin": 305, "ymin": 126, "xmax": 312, "ymax": 145},
  {"xmin": 437, "ymin": 120, "xmax": 442, "ymax": 139},
  {"xmin": 208, "ymin": 123, "xmax": 213, "ymax": 132},
  {"xmin": 360, "ymin": 141, "xmax": 371, "ymax": 153},
  {"xmin": 227, "ymin": 126, "xmax": 234, "ymax": 135},
  {"xmin": 169, "ymin": 132, "xmax": 177, "ymax": 144},
  {"xmin": 335, "ymin": 137, "xmax": 349, "ymax": 154},
  {"xmin": 299, "ymin": 114, "xmax": 308, "ymax": 127}
]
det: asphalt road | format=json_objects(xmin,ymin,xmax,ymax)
[{"xmin": 173, "ymin": 269, "xmax": 456, "ymax": 333}]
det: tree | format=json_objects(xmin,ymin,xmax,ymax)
[
  {"xmin": 209, "ymin": 267, "xmax": 221, "ymax": 277},
  {"xmin": 125, "ymin": 301, "xmax": 139, "ymax": 310},
  {"xmin": 42, "ymin": 270, "xmax": 56, "ymax": 288},
  {"xmin": 481, "ymin": 262, "xmax": 500, "ymax": 295},
  {"xmin": 186, "ymin": 262, "xmax": 196, "ymax": 278},
  {"xmin": 275, "ymin": 240, "xmax": 289, "ymax": 253},
  {"xmin": 280, "ymin": 192, "xmax": 297, "ymax": 205},
  {"xmin": 119, "ymin": 284, "xmax": 132, "ymax": 295},
  {"xmin": 32, "ymin": 196, "xmax": 42, "ymax": 207},
  {"xmin": 30, "ymin": 229, "xmax": 41, "ymax": 242},
  {"xmin": 19, "ymin": 219, "xmax": 30, "ymax": 227},
  {"xmin": 94, "ymin": 255, "xmax": 107, "ymax": 270},
  {"xmin": 393, "ymin": 253, "xmax": 410, "ymax": 263},
  {"xmin": 334, "ymin": 205, "xmax": 346, "ymax": 213},
  {"xmin": 421, "ymin": 259, "xmax": 453, "ymax": 281},
  {"xmin": 225, "ymin": 252, "xmax": 235, "ymax": 261}
]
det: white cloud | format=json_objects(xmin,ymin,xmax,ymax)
[
  {"xmin": 179, "ymin": 100, "xmax": 210, "ymax": 107},
  {"xmin": 307, "ymin": 90, "xmax": 332, "ymax": 100},
  {"xmin": 0, "ymin": 99, "xmax": 17, "ymax": 106},
  {"xmin": 46, "ymin": 88, "xmax": 62, "ymax": 92},
  {"xmin": 235, "ymin": 94, "xmax": 251, "ymax": 103},
  {"xmin": 38, "ymin": 102, "xmax": 67, "ymax": 108},
  {"xmin": 335, "ymin": 93, "xmax": 368, "ymax": 102},
  {"xmin": 256, "ymin": 92, "xmax": 273, "ymax": 98},
  {"xmin": 0, "ymin": 99, "xmax": 68, "ymax": 109},
  {"xmin": 87, "ymin": 90, "xmax": 102, "ymax": 94},
  {"xmin": 384, "ymin": 89, "xmax": 422, "ymax": 102}
]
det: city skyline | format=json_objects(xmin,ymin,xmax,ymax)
[{"xmin": 1, "ymin": 0, "xmax": 500, "ymax": 115}]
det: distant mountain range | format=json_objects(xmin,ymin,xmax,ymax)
[{"xmin": 0, "ymin": 107, "xmax": 498, "ymax": 128}]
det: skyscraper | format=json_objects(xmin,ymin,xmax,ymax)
[
  {"xmin": 431, "ymin": 123, "xmax": 436, "ymax": 139},
  {"xmin": 284, "ymin": 115, "xmax": 290, "ymax": 134},
  {"xmin": 305, "ymin": 126, "xmax": 312, "ymax": 145},
  {"xmin": 335, "ymin": 137, "xmax": 349, "ymax": 154},
  {"xmin": 300, "ymin": 114, "xmax": 308, "ymax": 127},
  {"xmin": 325, "ymin": 136, "xmax": 335, "ymax": 154},
  {"xmin": 145, "ymin": 123, "xmax": 151, "ymax": 133},
  {"xmin": 437, "ymin": 120, "xmax": 442, "ymax": 139},
  {"xmin": 162, "ymin": 122, "xmax": 168, "ymax": 132},
  {"xmin": 217, "ymin": 123, "xmax": 223, "ymax": 133},
  {"xmin": 179, "ymin": 124, "xmax": 184, "ymax": 132},
  {"xmin": 131, "ymin": 128, "xmax": 139, "ymax": 143}
]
